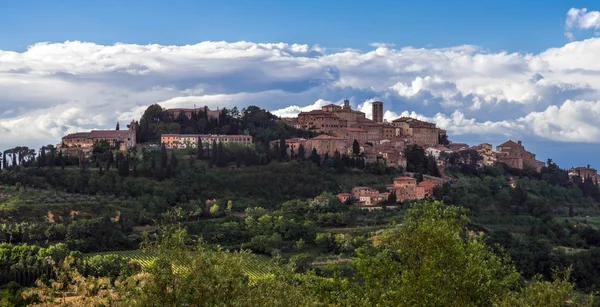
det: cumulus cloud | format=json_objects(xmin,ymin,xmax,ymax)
[
  {"xmin": 566, "ymin": 8, "xmax": 600, "ymax": 40},
  {"xmin": 2, "ymin": 28, "xmax": 600, "ymax": 153},
  {"xmin": 272, "ymin": 99, "xmax": 339, "ymax": 118}
]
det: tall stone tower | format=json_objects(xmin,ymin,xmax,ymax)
[
  {"xmin": 372, "ymin": 101, "xmax": 383, "ymax": 123},
  {"xmin": 343, "ymin": 99, "xmax": 351, "ymax": 110}
]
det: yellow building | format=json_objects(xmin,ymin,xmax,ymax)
[{"xmin": 160, "ymin": 134, "xmax": 253, "ymax": 149}]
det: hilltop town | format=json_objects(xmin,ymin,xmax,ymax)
[
  {"xmin": 53, "ymin": 100, "xmax": 600, "ymax": 208},
  {"xmin": 2, "ymin": 100, "xmax": 600, "ymax": 304}
]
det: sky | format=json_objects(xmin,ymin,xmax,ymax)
[{"xmin": 1, "ymin": 1, "xmax": 600, "ymax": 168}]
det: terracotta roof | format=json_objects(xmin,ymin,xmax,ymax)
[
  {"xmin": 573, "ymin": 166, "xmax": 596, "ymax": 171},
  {"xmin": 298, "ymin": 110, "xmax": 333, "ymax": 115},
  {"xmin": 322, "ymin": 103, "xmax": 342, "ymax": 108},
  {"xmin": 498, "ymin": 140, "xmax": 521, "ymax": 148},
  {"xmin": 63, "ymin": 132, "xmax": 91, "ymax": 139},
  {"xmin": 89, "ymin": 130, "xmax": 131, "ymax": 139}
]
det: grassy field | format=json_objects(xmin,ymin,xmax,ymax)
[{"xmin": 86, "ymin": 249, "xmax": 276, "ymax": 282}]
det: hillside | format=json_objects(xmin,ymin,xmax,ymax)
[{"xmin": 1, "ymin": 105, "xmax": 599, "ymax": 305}]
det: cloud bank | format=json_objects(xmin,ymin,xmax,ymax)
[{"xmin": 1, "ymin": 20, "xmax": 600, "ymax": 161}]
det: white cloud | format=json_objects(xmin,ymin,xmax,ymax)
[
  {"xmin": 3, "ymin": 22, "xmax": 600, "ymax": 152},
  {"xmin": 566, "ymin": 8, "xmax": 600, "ymax": 40},
  {"xmin": 271, "ymin": 99, "xmax": 338, "ymax": 118}
]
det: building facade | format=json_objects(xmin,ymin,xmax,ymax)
[
  {"xmin": 470, "ymin": 143, "xmax": 496, "ymax": 166},
  {"xmin": 391, "ymin": 117, "xmax": 445, "ymax": 147},
  {"xmin": 568, "ymin": 165, "xmax": 599, "ymax": 182},
  {"xmin": 161, "ymin": 134, "xmax": 253, "ymax": 149},
  {"xmin": 496, "ymin": 140, "xmax": 545, "ymax": 172},
  {"xmin": 304, "ymin": 135, "xmax": 347, "ymax": 156},
  {"xmin": 60, "ymin": 121, "xmax": 137, "ymax": 152},
  {"xmin": 372, "ymin": 101, "xmax": 383, "ymax": 123},
  {"xmin": 387, "ymin": 176, "xmax": 426, "ymax": 202}
]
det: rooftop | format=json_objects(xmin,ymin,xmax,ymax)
[
  {"xmin": 498, "ymin": 140, "xmax": 522, "ymax": 148},
  {"xmin": 89, "ymin": 130, "xmax": 131, "ymax": 139},
  {"xmin": 311, "ymin": 134, "xmax": 346, "ymax": 140},
  {"xmin": 63, "ymin": 132, "xmax": 91, "ymax": 139}
]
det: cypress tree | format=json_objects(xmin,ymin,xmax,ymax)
[
  {"xmin": 196, "ymin": 138, "xmax": 204, "ymax": 160},
  {"xmin": 310, "ymin": 148, "xmax": 321, "ymax": 166},
  {"xmin": 58, "ymin": 150, "xmax": 65, "ymax": 170},
  {"xmin": 161, "ymin": 144, "xmax": 168, "ymax": 169},
  {"xmin": 352, "ymin": 140, "xmax": 360, "ymax": 156},
  {"xmin": 217, "ymin": 141, "xmax": 226, "ymax": 167},
  {"xmin": 171, "ymin": 149, "xmax": 178, "ymax": 168},
  {"xmin": 278, "ymin": 137, "xmax": 286, "ymax": 162},
  {"xmin": 210, "ymin": 140, "xmax": 218, "ymax": 166},
  {"xmin": 388, "ymin": 191, "xmax": 397, "ymax": 204}
]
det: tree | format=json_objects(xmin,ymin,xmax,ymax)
[
  {"xmin": 138, "ymin": 104, "xmax": 167, "ymax": 142},
  {"xmin": 210, "ymin": 140, "xmax": 218, "ymax": 166},
  {"xmin": 297, "ymin": 144, "xmax": 306, "ymax": 162},
  {"xmin": 57, "ymin": 150, "xmax": 65, "ymax": 170},
  {"xmin": 196, "ymin": 139, "xmax": 204, "ymax": 160},
  {"xmin": 170, "ymin": 149, "xmax": 178, "ymax": 168},
  {"xmin": 210, "ymin": 204, "xmax": 220, "ymax": 217},
  {"xmin": 350, "ymin": 201, "xmax": 521, "ymax": 306},
  {"xmin": 226, "ymin": 200, "xmax": 233, "ymax": 216},
  {"xmin": 160, "ymin": 144, "xmax": 168, "ymax": 170},
  {"xmin": 352, "ymin": 139, "xmax": 360, "ymax": 156},
  {"xmin": 116, "ymin": 122, "xmax": 120, "ymax": 130},
  {"xmin": 217, "ymin": 141, "xmax": 226, "ymax": 167},
  {"xmin": 310, "ymin": 148, "xmax": 321, "ymax": 166},
  {"xmin": 278, "ymin": 137, "xmax": 286, "ymax": 162},
  {"xmin": 388, "ymin": 191, "xmax": 397, "ymax": 204}
]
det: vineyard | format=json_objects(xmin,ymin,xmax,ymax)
[{"xmin": 85, "ymin": 250, "xmax": 276, "ymax": 282}]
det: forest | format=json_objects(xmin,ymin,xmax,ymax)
[{"xmin": 1, "ymin": 104, "xmax": 600, "ymax": 305}]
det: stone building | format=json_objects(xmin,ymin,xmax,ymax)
[
  {"xmin": 341, "ymin": 128, "xmax": 368, "ymax": 144},
  {"xmin": 297, "ymin": 110, "xmax": 344, "ymax": 134},
  {"xmin": 268, "ymin": 138, "xmax": 308, "ymax": 155},
  {"xmin": 470, "ymin": 143, "xmax": 496, "ymax": 166},
  {"xmin": 304, "ymin": 135, "xmax": 347, "ymax": 156},
  {"xmin": 496, "ymin": 140, "xmax": 545, "ymax": 172},
  {"xmin": 350, "ymin": 186, "xmax": 389, "ymax": 206},
  {"xmin": 382, "ymin": 123, "xmax": 395, "ymax": 139},
  {"xmin": 387, "ymin": 176, "xmax": 425, "ymax": 202},
  {"xmin": 60, "ymin": 121, "xmax": 137, "ymax": 152},
  {"xmin": 161, "ymin": 134, "xmax": 253, "ymax": 149},
  {"xmin": 372, "ymin": 101, "xmax": 384, "ymax": 123},
  {"xmin": 568, "ymin": 165, "xmax": 599, "ymax": 182},
  {"xmin": 418, "ymin": 179, "xmax": 441, "ymax": 198},
  {"xmin": 297, "ymin": 100, "xmax": 369, "ymax": 135},
  {"xmin": 391, "ymin": 117, "xmax": 446, "ymax": 147}
]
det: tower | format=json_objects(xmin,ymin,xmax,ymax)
[
  {"xmin": 343, "ymin": 99, "xmax": 351, "ymax": 110},
  {"xmin": 372, "ymin": 101, "xmax": 383, "ymax": 123}
]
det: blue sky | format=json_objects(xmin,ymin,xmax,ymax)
[
  {"xmin": 1, "ymin": 1, "xmax": 600, "ymax": 168},
  {"xmin": 0, "ymin": 0, "xmax": 592, "ymax": 53}
]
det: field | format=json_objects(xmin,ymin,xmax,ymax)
[{"xmin": 86, "ymin": 249, "xmax": 276, "ymax": 282}]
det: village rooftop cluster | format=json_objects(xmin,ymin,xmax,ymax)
[{"xmin": 58, "ymin": 100, "xmax": 599, "ymax": 207}]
